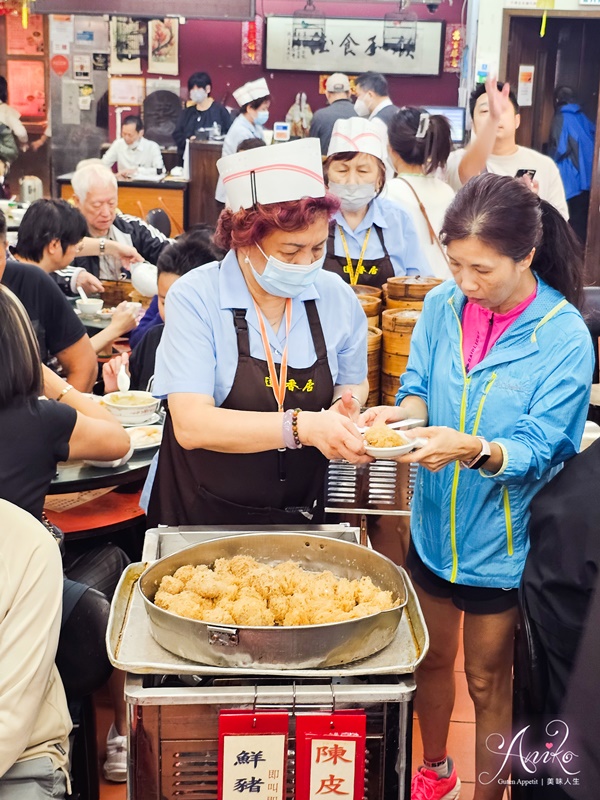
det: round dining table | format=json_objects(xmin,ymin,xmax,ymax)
[{"xmin": 49, "ymin": 448, "xmax": 158, "ymax": 495}]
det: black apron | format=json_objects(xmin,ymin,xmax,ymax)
[
  {"xmin": 323, "ymin": 221, "xmax": 395, "ymax": 289},
  {"xmin": 147, "ymin": 300, "xmax": 334, "ymax": 527}
]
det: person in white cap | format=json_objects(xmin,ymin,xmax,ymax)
[
  {"xmin": 322, "ymin": 117, "xmax": 431, "ymax": 287},
  {"xmin": 309, "ymin": 73, "xmax": 357, "ymax": 155},
  {"xmin": 215, "ymin": 78, "xmax": 271, "ymax": 206},
  {"xmin": 147, "ymin": 138, "xmax": 370, "ymax": 528}
]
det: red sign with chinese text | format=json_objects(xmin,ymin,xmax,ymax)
[
  {"xmin": 443, "ymin": 24, "xmax": 464, "ymax": 74},
  {"xmin": 241, "ymin": 16, "xmax": 264, "ymax": 66},
  {"xmin": 218, "ymin": 710, "xmax": 288, "ymax": 800},
  {"xmin": 295, "ymin": 712, "xmax": 366, "ymax": 800}
]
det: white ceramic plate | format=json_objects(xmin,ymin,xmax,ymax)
[
  {"xmin": 122, "ymin": 412, "xmax": 161, "ymax": 428},
  {"xmin": 365, "ymin": 440, "xmax": 419, "ymax": 459},
  {"xmin": 127, "ymin": 424, "xmax": 163, "ymax": 450}
]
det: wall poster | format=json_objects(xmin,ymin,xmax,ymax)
[
  {"xmin": 147, "ymin": 18, "xmax": 179, "ymax": 76},
  {"xmin": 109, "ymin": 76, "xmax": 145, "ymax": 106},
  {"xmin": 6, "ymin": 14, "xmax": 45, "ymax": 55},
  {"xmin": 7, "ymin": 60, "xmax": 46, "ymax": 118},
  {"xmin": 266, "ymin": 16, "xmax": 444, "ymax": 76}
]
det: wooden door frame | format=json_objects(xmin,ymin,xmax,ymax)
[{"xmin": 498, "ymin": 8, "xmax": 600, "ymax": 284}]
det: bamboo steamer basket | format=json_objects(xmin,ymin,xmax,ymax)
[
  {"xmin": 367, "ymin": 326, "xmax": 382, "ymax": 406},
  {"xmin": 386, "ymin": 277, "xmax": 412, "ymax": 301},
  {"xmin": 381, "ymin": 369, "xmax": 405, "ymax": 397},
  {"xmin": 381, "ymin": 309, "xmax": 421, "ymax": 356},
  {"xmin": 358, "ymin": 295, "xmax": 382, "ymax": 328},
  {"xmin": 100, "ymin": 279, "xmax": 133, "ymax": 307},
  {"xmin": 387, "ymin": 276, "xmax": 442, "ymax": 300},
  {"xmin": 384, "ymin": 297, "xmax": 423, "ymax": 312},
  {"xmin": 382, "ymin": 351, "xmax": 410, "ymax": 374},
  {"xmin": 352, "ymin": 284, "xmax": 382, "ymax": 301},
  {"xmin": 403, "ymin": 276, "xmax": 443, "ymax": 300},
  {"xmin": 381, "ymin": 310, "xmax": 419, "ymax": 404}
]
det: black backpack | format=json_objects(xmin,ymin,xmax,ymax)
[{"xmin": 0, "ymin": 122, "xmax": 19, "ymax": 165}]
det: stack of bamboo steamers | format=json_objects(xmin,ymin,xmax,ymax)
[{"xmin": 352, "ymin": 277, "xmax": 442, "ymax": 408}]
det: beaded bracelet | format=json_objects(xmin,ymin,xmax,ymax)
[
  {"xmin": 291, "ymin": 408, "xmax": 303, "ymax": 449},
  {"xmin": 282, "ymin": 409, "xmax": 297, "ymax": 450}
]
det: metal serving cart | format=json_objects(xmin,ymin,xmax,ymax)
[{"xmin": 108, "ymin": 525, "xmax": 428, "ymax": 800}]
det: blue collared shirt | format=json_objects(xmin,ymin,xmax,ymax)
[
  {"xmin": 331, "ymin": 194, "xmax": 432, "ymax": 277},
  {"xmin": 153, "ymin": 249, "xmax": 368, "ymax": 406},
  {"xmin": 215, "ymin": 115, "xmax": 265, "ymax": 202}
]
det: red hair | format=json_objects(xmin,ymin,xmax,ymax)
[{"xmin": 214, "ymin": 194, "xmax": 340, "ymax": 251}]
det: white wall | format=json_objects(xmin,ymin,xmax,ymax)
[{"xmin": 474, "ymin": 0, "xmax": 595, "ymax": 80}]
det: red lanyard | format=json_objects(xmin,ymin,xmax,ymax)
[{"xmin": 251, "ymin": 297, "xmax": 293, "ymax": 412}]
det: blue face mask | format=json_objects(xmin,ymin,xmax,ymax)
[
  {"xmin": 245, "ymin": 244, "xmax": 325, "ymax": 298},
  {"xmin": 255, "ymin": 110, "xmax": 269, "ymax": 126}
]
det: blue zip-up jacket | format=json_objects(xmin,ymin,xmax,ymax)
[
  {"xmin": 548, "ymin": 104, "xmax": 596, "ymax": 200},
  {"xmin": 397, "ymin": 278, "xmax": 594, "ymax": 588}
]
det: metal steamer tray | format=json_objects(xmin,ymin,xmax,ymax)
[{"xmin": 107, "ymin": 525, "xmax": 429, "ymax": 677}]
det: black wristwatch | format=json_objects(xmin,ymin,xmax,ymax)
[{"xmin": 461, "ymin": 437, "xmax": 491, "ymax": 470}]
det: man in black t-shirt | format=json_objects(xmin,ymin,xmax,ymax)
[{"xmin": 0, "ymin": 212, "xmax": 97, "ymax": 391}]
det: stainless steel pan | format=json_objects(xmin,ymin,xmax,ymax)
[{"xmin": 138, "ymin": 532, "xmax": 407, "ymax": 669}]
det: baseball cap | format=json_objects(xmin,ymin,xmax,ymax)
[{"xmin": 326, "ymin": 73, "xmax": 350, "ymax": 93}]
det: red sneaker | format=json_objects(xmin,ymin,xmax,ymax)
[{"xmin": 411, "ymin": 758, "xmax": 461, "ymax": 800}]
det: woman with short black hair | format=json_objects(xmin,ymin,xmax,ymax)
[{"xmin": 172, "ymin": 70, "xmax": 232, "ymax": 158}]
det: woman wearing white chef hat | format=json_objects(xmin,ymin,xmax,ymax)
[
  {"xmin": 147, "ymin": 138, "xmax": 370, "ymax": 527},
  {"xmin": 215, "ymin": 78, "xmax": 271, "ymax": 206},
  {"xmin": 322, "ymin": 116, "xmax": 431, "ymax": 287}
]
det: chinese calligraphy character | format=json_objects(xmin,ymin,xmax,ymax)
[
  {"xmin": 302, "ymin": 379, "xmax": 315, "ymax": 392},
  {"xmin": 339, "ymin": 34, "xmax": 358, "ymax": 57},
  {"xmin": 234, "ymin": 777, "xmax": 265, "ymax": 793},
  {"xmin": 316, "ymin": 774, "xmax": 349, "ymax": 795},
  {"xmin": 268, "ymin": 770, "xmax": 280, "ymax": 779},
  {"xmin": 365, "ymin": 36, "xmax": 379, "ymax": 57},
  {"xmin": 286, "ymin": 379, "xmax": 300, "ymax": 391},
  {"xmin": 315, "ymin": 744, "xmax": 352, "ymax": 765},
  {"xmin": 265, "ymin": 376, "xmax": 272, "ymax": 387},
  {"xmin": 234, "ymin": 751, "xmax": 267, "ymax": 768}
]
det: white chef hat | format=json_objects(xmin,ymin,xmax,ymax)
[
  {"xmin": 327, "ymin": 117, "xmax": 387, "ymax": 163},
  {"xmin": 232, "ymin": 78, "xmax": 270, "ymax": 108},
  {"xmin": 217, "ymin": 138, "xmax": 325, "ymax": 210}
]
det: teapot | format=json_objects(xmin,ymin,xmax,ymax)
[{"xmin": 19, "ymin": 175, "xmax": 43, "ymax": 204}]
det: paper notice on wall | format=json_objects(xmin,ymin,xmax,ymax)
[
  {"xmin": 61, "ymin": 79, "xmax": 81, "ymax": 125},
  {"xmin": 51, "ymin": 15, "xmax": 74, "ymax": 54},
  {"xmin": 517, "ymin": 64, "xmax": 535, "ymax": 107},
  {"xmin": 73, "ymin": 54, "xmax": 92, "ymax": 81}
]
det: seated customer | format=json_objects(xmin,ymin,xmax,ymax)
[
  {"xmin": 11, "ymin": 200, "xmax": 139, "ymax": 354},
  {"xmin": 104, "ymin": 228, "xmax": 222, "ymax": 391},
  {"xmin": 0, "ymin": 285, "xmax": 132, "ymax": 783},
  {"xmin": 0, "ymin": 211, "xmax": 97, "ymax": 392},
  {"xmin": 101, "ymin": 114, "xmax": 165, "ymax": 179},
  {"xmin": 0, "ymin": 501, "xmax": 71, "ymax": 800},
  {"xmin": 70, "ymin": 163, "xmax": 172, "ymax": 282}
]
